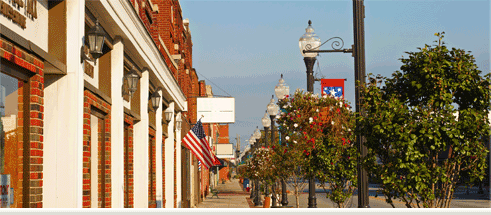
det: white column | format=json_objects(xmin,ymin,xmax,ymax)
[
  {"xmin": 110, "ymin": 36, "xmax": 124, "ymax": 208},
  {"xmin": 133, "ymin": 69, "xmax": 149, "ymax": 208},
  {"xmin": 164, "ymin": 102, "xmax": 175, "ymax": 208},
  {"xmin": 189, "ymin": 152, "xmax": 194, "ymax": 207},
  {"xmin": 175, "ymin": 112, "xmax": 182, "ymax": 208},
  {"xmin": 42, "ymin": 0, "xmax": 85, "ymax": 208},
  {"xmin": 155, "ymin": 90, "xmax": 163, "ymax": 208}
]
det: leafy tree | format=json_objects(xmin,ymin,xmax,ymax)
[
  {"xmin": 358, "ymin": 32, "xmax": 491, "ymax": 208},
  {"xmin": 275, "ymin": 89, "xmax": 358, "ymax": 208},
  {"xmin": 271, "ymin": 142, "xmax": 308, "ymax": 208}
]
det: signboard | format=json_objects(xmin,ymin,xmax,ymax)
[
  {"xmin": 321, "ymin": 79, "xmax": 345, "ymax": 98},
  {"xmin": 216, "ymin": 143, "xmax": 233, "ymax": 159},
  {"xmin": 197, "ymin": 97, "xmax": 235, "ymax": 123},
  {"xmin": 0, "ymin": 174, "xmax": 10, "ymax": 208},
  {"xmin": 0, "ymin": 0, "xmax": 47, "ymax": 51}
]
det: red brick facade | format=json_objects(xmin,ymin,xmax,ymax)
[
  {"xmin": 82, "ymin": 90, "xmax": 112, "ymax": 208},
  {"xmin": 148, "ymin": 128, "xmax": 156, "ymax": 208},
  {"xmin": 219, "ymin": 166, "xmax": 230, "ymax": 182},
  {"xmin": 123, "ymin": 114, "xmax": 135, "ymax": 208},
  {"xmin": 162, "ymin": 134, "xmax": 166, "ymax": 206},
  {"xmin": 218, "ymin": 125, "xmax": 229, "ymax": 144},
  {"xmin": 0, "ymin": 37, "xmax": 45, "ymax": 208},
  {"xmin": 129, "ymin": 0, "xmax": 206, "ymax": 207}
]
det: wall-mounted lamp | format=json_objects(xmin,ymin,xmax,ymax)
[
  {"xmin": 164, "ymin": 106, "xmax": 173, "ymax": 123},
  {"xmin": 124, "ymin": 67, "xmax": 140, "ymax": 97},
  {"xmin": 150, "ymin": 88, "xmax": 161, "ymax": 112},
  {"xmin": 81, "ymin": 20, "xmax": 106, "ymax": 65},
  {"xmin": 176, "ymin": 113, "xmax": 182, "ymax": 130}
]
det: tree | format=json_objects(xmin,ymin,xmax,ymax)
[
  {"xmin": 275, "ymin": 89, "xmax": 358, "ymax": 208},
  {"xmin": 358, "ymin": 32, "xmax": 491, "ymax": 208}
]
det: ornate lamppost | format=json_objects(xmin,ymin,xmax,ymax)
[
  {"xmin": 298, "ymin": 0, "xmax": 369, "ymax": 208},
  {"xmin": 266, "ymin": 95, "xmax": 279, "ymax": 206},
  {"xmin": 274, "ymin": 74, "xmax": 290, "ymax": 207}
]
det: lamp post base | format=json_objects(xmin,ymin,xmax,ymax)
[
  {"xmin": 281, "ymin": 179, "xmax": 288, "ymax": 206},
  {"xmin": 254, "ymin": 179, "xmax": 262, "ymax": 206},
  {"xmin": 307, "ymin": 176, "xmax": 317, "ymax": 208}
]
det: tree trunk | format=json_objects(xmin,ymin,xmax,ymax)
[{"xmin": 295, "ymin": 186, "xmax": 299, "ymax": 208}]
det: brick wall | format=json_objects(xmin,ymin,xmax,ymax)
[
  {"xmin": 0, "ymin": 38, "xmax": 44, "ymax": 208},
  {"xmin": 162, "ymin": 134, "xmax": 166, "ymax": 206},
  {"xmin": 123, "ymin": 114, "xmax": 134, "ymax": 208},
  {"xmin": 219, "ymin": 166, "xmax": 230, "ymax": 182},
  {"xmin": 218, "ymin": 125, "xmax": 229, "ymax": 144},
  {"xmin": 82, "ymin": 90, "xmax": 112, "ymax": 208},
  {"xmin": 148, "ymin": 128, "xmax": 156, "ymax": 208}
]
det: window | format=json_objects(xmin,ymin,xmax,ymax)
[{"xmin": 0, "ymin": 72, "xmax": 19, "ymax": 174}]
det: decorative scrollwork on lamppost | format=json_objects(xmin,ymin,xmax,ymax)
[
  {"xmin": 298, "ymin": 1, "xmax": 369, "ymax": 208},
  {"xmin": 299, "ymin": 19, "xmax": 354, "ymax": 208}
]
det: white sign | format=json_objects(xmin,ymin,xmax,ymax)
[
  {"xmin": 216, "ymin": 144, "xmax": 234, "ymax": 159},
  {"xmin": 0, "ymin": 174, "xmax": 10, "ymax": 208},
  {"xmin": 197, "ymin": 97, "xmax": 235, "ymax": 123},
  {"xmin": 0, "ymin": 0, "xmax": 48, "ymax": 51}
]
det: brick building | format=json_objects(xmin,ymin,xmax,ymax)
[{"xmin": 0, "ymin": 0, "xmax": 210, "ymax": 208}]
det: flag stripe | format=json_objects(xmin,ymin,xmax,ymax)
[
  {"xmin": 187, "ymin": 132, "xmax": 213, "ymax": 167},
  {"xmin": 186, "ymin": 132, "xmax": 212, "ymax": 169},
  {"xmin": 183, "ymin": 136, "xmax": 205, "ymax": 165},
  {"xmin": 183, "ymin": 134, "xmax": 211, "ymax": 169},
  {"xmin": 181, "ymin": 119, "xmax": 215, "ymax": 170},
  {"xmin": 199, "ymin": 138, "xmax": 213, "ymax": 164}
]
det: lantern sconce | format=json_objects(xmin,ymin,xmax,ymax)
[
  {"xmin": 164, "ymin": 103, "xmax": 174, "ymax": 123},
  {"xmin": 175, "ymin": 113, "xmax": 182, "ymax": 130},
  {"xmin": 150, "ymin": 87, "xmax": 162, "ymax": 112},
  {"xmin": 81, "ymin": 20, "xmax": 106, "ymax": 65},
  {"xmin": 124, "ymin": 66, "xmax": 140, "ymax": 98}
]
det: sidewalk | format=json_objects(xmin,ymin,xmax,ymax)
[
  {"xmin": 196, "ymin": 179, "xmax": 490, "ymax": 208},
  {"xmin": 196, "ymin": 178, "xmax": 250, "ymax": 208}
]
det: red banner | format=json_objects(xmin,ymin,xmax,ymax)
[{"xmin": 321, "ymin": 79, "xmax": 345, "ymax": 98}]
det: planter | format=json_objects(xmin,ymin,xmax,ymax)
[
  {"xmin": 318, "ymin": 107, "xmax": 332, "ymax": 124},
  {"xmin": 263, "ymin": 196, "xmax": 271, "ymax": 208}
]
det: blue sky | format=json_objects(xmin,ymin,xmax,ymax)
[{"xmin": 179, "ymin": 0, "xmax": 490, "ymax": 152}]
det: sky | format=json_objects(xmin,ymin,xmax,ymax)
[{"xmin": 179, "ymin": 0, "xmax": 490, "ymax": 153}]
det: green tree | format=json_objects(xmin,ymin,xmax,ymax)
[
  {"xmin": 358, "ymin": 32, "xmax": 491, "ymax": 208},
  {"xmin": 275, "ymin": 89, "xmax": 358, "ymax": 208}
]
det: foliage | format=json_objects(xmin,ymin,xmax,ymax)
[
  {"xmin": 243, "ymin": 147, "xmax": 276, "ymax": 183},
  {"xmin": 275, "ymin": 89, "xmax": 358, "ymax": 208},
  {"xmin": 358, "ymin": 32, "xmax": 491, "ymax": 208}
]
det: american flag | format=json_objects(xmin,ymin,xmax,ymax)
[{"xmin": 182, "ymin": 119, "xmax": 213, "ymax": 169}]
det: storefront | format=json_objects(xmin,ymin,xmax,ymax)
[
  {"xmin": 1, "ymin": 0, "xmax": 66, "ymax": 208},
  {"xmin": 2, "ymin": 0, "xmax": 189, "ymax": 208}
]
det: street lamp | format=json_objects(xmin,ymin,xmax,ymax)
[
  {"xmin": 266, "ymin": 95, "xmax": 279, "ymax": 205},
  {"xmin": 250, "ymin": 133, "xmax": 262, "ymax": 206},
  {"xmin": 298, "ymin": 0, "xmax": 369, "ymax": 208},
  {"xmin": 261, "ymin": 110, "xmax": 272, "ymax": 205},
  {"xmin": 254, "ymin": 126, "xmax": 262, "ymax": 141},
  {"xmin": 274, "ymin": 74, "xmax": 290, "ymax": 100},
  {"xmin": 274, "ymin": 75, "xmax": 290, "ymax": 207},
  {"xmin": 299, "ymin": 20, "xmax": 320, "ymax": 93}
]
